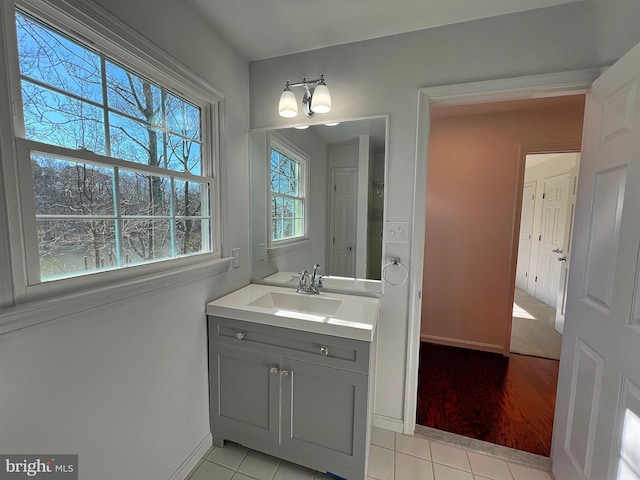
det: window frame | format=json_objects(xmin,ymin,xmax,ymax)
[
  {"xmin": 267, "ymin": 132, "xmax": 309, "ymax": 249},
  {"xmin": 0, "ymin": 0, "xmax": 226, "ymax": 303}
]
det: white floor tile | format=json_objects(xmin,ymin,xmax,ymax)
[
  {"xmin": 433, "ymin": 463, "xmax": 473, "ymax": 480},
  {"xmin": 206, "ymin": 443, "xmax": 250, "ymax": 470},
  {"xmin": 231, "ymin": 474, "xmax": 255, "ymax": 480},
  {"xmin": 430, "ymin": 442, "xmax": 471, "ymax": 472},
  {"xmin": 396, "ymin": 452, "xmax": 434, "ymax": 480},
  {"xmin": 372, "ymin": 427, "xmax": 396, "ymax": 450},
  {"xmin": 368, "ymin": 444, "xmax": 395, "ymax": 480},
  {"xmin": 238, "ymin": 450, "xmax": 281, "ymax": 480},
  {"xmin": 507, "ymin": 463, "xmax": 552, "ymax": 480},
  {"xmin": 274, "ymin": 460, "xmax": 316, "ymax": 480},
  {"xmin": 396, "ymin": 433, "xmax": 431, "ymax": 460},
  {"xmin": 189, "ymin": 460, "xmax": 235, "ymax": 480},
  {"xmin": 467, "ymin": 452, "xmax": 513, "ymax": 480}
]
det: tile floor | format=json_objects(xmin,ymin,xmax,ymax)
[{"xmin": 187, "ymin": 428, "xmax": 554, "ymax": 480}]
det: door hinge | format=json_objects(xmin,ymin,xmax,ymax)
[
  {"xmin": 542, "ymin": 193, "xmax": 546, "ymax": 199},
  {"xmin": 333, "ymin": 236, "xmax": 335, "ymax": 244},
  {"xmin": 535, "ymin": 276, "xmax": 538, "ymax": 282},
  {"xmin": 334, "ymin": 184, "xmax": 337, "ymax": 192},
  {"xmin": 525, "ymin": 272, "xmax": 528, "ymax": 277}
]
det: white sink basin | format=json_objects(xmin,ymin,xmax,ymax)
[
  {"xmin": 206, "ymin": 285, "xmax": 379, "ymax": 341},
  {"xmin": 249, "ymin": 291, "xmax": 343, "ymax": 315}
]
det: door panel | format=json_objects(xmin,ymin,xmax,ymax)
[
  {"xmin": 516, "ymin": 182, "xmax": 536, "ymax": 291},
  {"xmin": 552, "ymin": 40, "xmax": 640, "ymax": 480},
  {"xmin": 535, "ymin": 175, "xmax": 570, "ymax": 307},
  {"xmin": 211, "ymin": 344, "xmax": 280, "ymax": 444},
  {"xmin": 280, "ymin": 358, "xmax": 368, "ymax": 471},
  {"xmin": 330, "ymin": 169, "xmax": 357, "ymax": 277}
]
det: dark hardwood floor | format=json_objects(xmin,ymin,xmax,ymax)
[{"xmin": 416, "ymin": 342, "xmax": 559, "ymax": 457}]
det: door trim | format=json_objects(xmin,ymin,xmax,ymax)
[{"xmin": 405, "ymin": 68, "xmax": 603, "ymax": 435}]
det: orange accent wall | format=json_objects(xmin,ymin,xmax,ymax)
[{"xmin": 422, "ymin": 95, "xmax": 586, "ymax": 353}]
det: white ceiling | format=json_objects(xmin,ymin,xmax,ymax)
[{"xmin": 185, "ymin": 0, "xmax": 582, "ymax": 61}]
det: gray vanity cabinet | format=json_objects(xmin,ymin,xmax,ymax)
[{"xmin": 208, "ymin": 315, "xmax": 372, "ymax": 480}]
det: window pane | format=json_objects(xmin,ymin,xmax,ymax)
[
  {"xmin": 284, "ymin": 198, "xmax": 294, "ymax": 218},
  {"xmin": 119, "ymin": 170, "xmax": 171, "ymax": 216},
  {"xmin": 272, "ymin": 219, "xmax": 283, "ymax": 240},
  {"xmin": 166, "ymin": 93, "xmax": 200, "ymax": 140},
  {"xmin": 294, "ymin": 218, "xmax": 304, "ymax": 237},
  {"xmin": 175, "ymin": 180, "xmax": 206, "ymax": 217},
  {"xmin": 121, "ymin": 219, "xmax": 172, "ymax": 263},
  {"xmin": 166, "ymin": 134, "xmax": 201, "ymax": 174},
  {"xmin": 38, "ymin": 219, "xmax": 116, "ymax": 279},
  {"xmin": 109, "ymin": 112, "xmax": 162, "ymax": 166},
  {"xmin": 106, "ymin": 60, "xmax": 161, "ymax": 124},
  {"xmin": 22, "ymin": 81, "xmax": 105, "ymax": 153},
  {"xmin": 16, "ymin": 12, "xmax": 103, "ymax": 103},
  {"xmin": 282, "ymin": 219, "xmax": 292, "ymax": 239},
  {"xmin": 31, "ymin": 155, "xmax": 114, "ymax": 216},
  {"xmin": 176, "ymin": 219, "xmax": 206, "ymax": 255}
]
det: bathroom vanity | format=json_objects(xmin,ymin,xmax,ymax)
[{"xmin": 206, "ymin": 284, "xmax": 379, "ymax": 480}]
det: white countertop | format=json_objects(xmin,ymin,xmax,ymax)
[{"xmin": 206, "ymin": 284, "xmax": 379, "ymax": 342}]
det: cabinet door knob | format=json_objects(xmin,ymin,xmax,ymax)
[
  {"xmin": 236, "ymin": 332, "xmax": 245, "ymax": 340},
  {"xmin": 270, "ymin": 367, "xmax": 279, "ymax": 375},
  {"xmin": 320, "ymin": 346, "xmax": 329, "ymax": 356},
  {"xmin": 281, "ymin": 370, "xmax": 290, "ymax": 377}
]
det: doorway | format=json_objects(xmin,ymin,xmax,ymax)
[
  {"xmin": 511, "ymin": 153, "xmax": 580, "ymax": 360},
  {"xmin": 415, "ymin": 95, "xmax": 586, "ymax": 456}
]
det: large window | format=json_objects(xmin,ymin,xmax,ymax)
[
  {"xmin": 8, "ymin": 5, "xmax": 219, "ymax": 284},
  {"xmin": 268, "ymin": 135, "xmax": 307, "ymax": 245}
]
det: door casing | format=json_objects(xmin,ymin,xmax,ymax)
[{"xmin": 406, "ymin": 68, "xmax": 604, "ymax": 435}]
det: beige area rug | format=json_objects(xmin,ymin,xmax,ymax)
[{"xmin": 510, "ymin": 289, "xmax": 562, "ymax": 360}]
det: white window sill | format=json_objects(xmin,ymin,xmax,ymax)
[
  {"xmin": 267, "ymin": 238, "xmax": 310, "ymax": 258},
  {"xmin": 0, "ymin": 256, "xmax": 233, "ymax": 336}
]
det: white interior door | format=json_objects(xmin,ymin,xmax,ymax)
[
  {"xmin": 552, "ymin": 41, "xmax": 640, "ymax": 480},
  {"xmin": 516, "ymin": 181, "xmax": 536, "ymax": 291},
  {"xmin": 535, "ymin": 174, "xmax": 570, "ymax": 307},
  {"xmin": 329, "ymin": 168, "xmax": 357, "ymax": 277},
  {"xmin": 555, "ymin": 163, "xmax": 579, "ymax": 335}
]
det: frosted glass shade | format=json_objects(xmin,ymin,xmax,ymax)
[
  {"xmin": 311, "ymin": 84, "xmax": 331, "ymax": 114},
  {"xmin": 278, "ymin": 89, "xmax": 298, "ymax": 118}
]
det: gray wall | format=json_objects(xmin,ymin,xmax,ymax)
[
  {"xmin": 249, "ymin": 0, "xmax": 640, "ymax": 427},
  {"xmin": 0, "ymin": 0, "xmax": 250, "ymax": 479}
]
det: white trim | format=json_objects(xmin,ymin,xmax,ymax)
[
  {"xmin": 373, "ymin": 414, "xmax": 404, "ymax": 433},
  {"xmin": 267, "ymin": 131, "xmax": 309, "ymax": 247},
  {"xmin": 405, "ymin": 68, "xmax": 602, "ymax": 435},
  {"xmin": 0, "ymin": 256, "xmax": 232, "ymax": 336},
  {"xmin": 420, "ymin": 335, "xmax": 504, "ymax": 355},
  {"xmin": 168, "ymin": 433, "xmax": 212, "ymax": 480}
]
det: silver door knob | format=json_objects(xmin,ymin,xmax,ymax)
[
  {"xmin": 320, "ymin": 347, "xmax": 329, "ymax": 356},
  {"xmin": 270, "ymin": 367, "xmax": 279, "ymax": 375},
  {"xmin": 553, "ymin": 248, "xmax": 564, "ymax": 254},
  {"xmin": 347, "ymin": 246, "xmax": 353, "ymax": 251},
  {"xmin": 558, "ymin": 256, "xmax": 567, "ymax": 262},
  {"xmin": 236, "ymin": 332, "xmax": 245, "ymax": 340},
  {"xmin": 281, "ymin": 370, "xmax": 290, "ymax": 377}
]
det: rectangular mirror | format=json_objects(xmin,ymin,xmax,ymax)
[{"xmin": 250, "ymin": 116, "xmax": 387, "ymax": 295}]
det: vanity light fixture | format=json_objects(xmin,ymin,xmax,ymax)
[
  {"xmin": 324, "ymin": 122, "xmax": 340, "ymax": 127},
  {"xmin": 294, "ymin": 125, "xmax": 310, "ymax": 129},
  {"xmin": 278, "ymin": 75, "xmax": 331, "ymax": 118}
]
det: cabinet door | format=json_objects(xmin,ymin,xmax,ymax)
[
  {"xmin": 280, "ymin": 358, "xmax": 368, "ymax": 472},
  {"xmin": 210, "ymin": 343, "xmax": 280, "ymax": 444}
]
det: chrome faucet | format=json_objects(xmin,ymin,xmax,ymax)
[{"xmin": 297, "ymin": 264, "xmax": 323, "ymax": 294}]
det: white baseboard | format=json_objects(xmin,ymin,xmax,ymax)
[
  {"xmin": 169, "ymin": 432, "xmax": 212, "ymax": 480},
  {"xmin": 373, "ymin": 414, "xmax": 404, "ymax": 433},
  {"xmin": 420, "ymin": 334, "xmax": 504, "ymax": 355}
]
